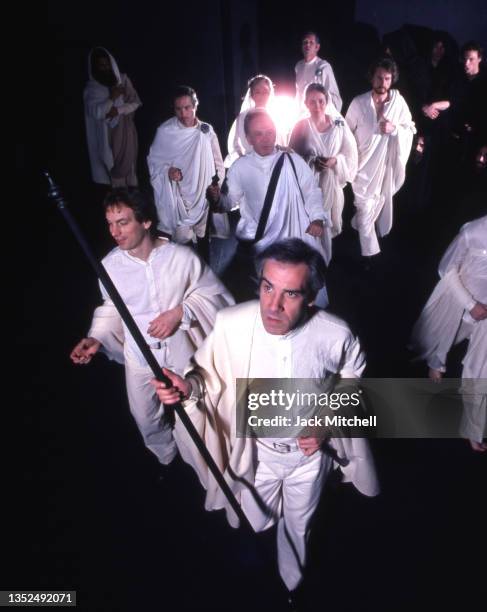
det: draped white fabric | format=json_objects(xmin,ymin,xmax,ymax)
[
  {"xmin": 173, "ymin": 301, "xmax": 379, "ymax": 530},
  {"xmin": 410, "ymin": 216, "xmax": 487, "ymax": 372},
  {"xmin": 303, "ymin": 116, "xmax": 358, "ymax": 236},
  {"xmin": 346, "ymin": 90, "xmax": 415, "ymax": 256},
  {"xmin": 148, "ymin": 117, "xmax": 226, "ymax": 240},
  {"xmin": 222, "ymin": 149, "xmax": 332, "ymax": 263}
]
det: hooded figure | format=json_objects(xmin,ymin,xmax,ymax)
[{"xmin": 84, "ymin": 47, "xmax": 141, "ymax": 186}]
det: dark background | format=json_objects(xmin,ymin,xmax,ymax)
[{"xmin": 12, "ymin": 1, "xmax": 487, "ymax": 611}]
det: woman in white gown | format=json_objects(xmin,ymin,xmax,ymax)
[
  {"xmin": 224, "ymin": 74, "xmax": 276, "ymax": 168},
  {"xmin": 289, "ymin": 83, "xmax": 357, "ymax": 237}
]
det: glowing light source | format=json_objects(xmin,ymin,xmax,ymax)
[{"xmin": 268, "ymin": 95, "xmax": 299, "ymax": 144}]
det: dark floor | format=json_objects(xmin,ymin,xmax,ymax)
[{"xmin": 13, "ymin": 155, "xmax": 486, "ymax": 612}]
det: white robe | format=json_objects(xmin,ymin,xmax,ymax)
[
  {"xmin": 147, "ymin": 117, "xmax": 228, "ymax": 242},
  {"xmin": 83, "ymin": 48, "xmax": 141, "ymax": 185},
  {"xmin": 295, "ymin": 56, "xmax": 342, "ymax": 114},
  {"xmin": 174, "ymin": 300, "xmax": 379, "ymax": 529},
  {"xmin": 88, "ymin": 239, "xmax": 234, "ymax": 463},
  {"xmin": 459, "ymin": 320, "xmax": 487, "ymax": 444},
  {"xmin": 291, "ymin": 115, "xmax": 358, "ymax": 236},
  {"xmin": 346, "ymin": 89, "xmax": 415, "ymax": 256},
  {"xmin": 221, "ymin": 149, "xmax": 332, "ymax": 264},
  {"xmin": 410, "ymin": 216, "xmax": 487, "ymax": 372}
]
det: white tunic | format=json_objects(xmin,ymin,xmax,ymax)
[
  {"xmin": 173, "ymin": 300, "xmax": 378, "ymax": 588},
  {"xmin": 173, "ymin": 300, "xmax": 379, "ymax": 524},
  {"xmin": 346, "ymin": 89, "xmax": 415, "ymax": 256},
  {"xmin": 87, "ymin": 240, "xmax": 234, "ymax": 464},
  {"xmin": 221, "ymin": 149, "xmax": 332, "ymax": 263},
  {"xmin": 295, "ymin": 56, "xmax": 342, "ymax": 114},
  {"xmin": 410, "ymin": 216, "xmax": 487, "ymax": 372},
  {"xmin": 89, "ymin": 240, "xmax": 234, "ymax": 370},
  {"xmin": 147, "ymin": 117, "xmax": 227, "ymax": 241}
]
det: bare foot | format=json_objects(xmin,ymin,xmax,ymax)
[{"xmin": 469, "ymin": 440, "xmax": 487, "ymax": 452}]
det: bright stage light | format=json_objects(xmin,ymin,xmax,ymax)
[{"xmin": 269, "ymin": 95, "xmax": 299, "ymax": 143}]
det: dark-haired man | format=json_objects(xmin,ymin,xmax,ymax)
[
  {"xmin": 70, "ymin": 189, "xmax": 233, "ymax": 465},
  {"xmin": 147, "ymin": 86, "xmax": 228, "ymax": 244},
  {"xmin": 346, "ymin": 58, "xmax": 415, "ymax": 258},
  {"xmin": 449, "ymin": 41, "xmax": 487, "ymax": 165},
  {"xmin": 84, "ymin": 47, "xmax": 141, "ymax": 187},
  {"xmin": 152, "ymin": 238, "xmax": 378, "ymax": 595}
]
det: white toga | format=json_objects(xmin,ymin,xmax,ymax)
[
  {"xmin": 290, "ymin": 114, "xmax": 358, "ymax": 237},
  {"xmin": 221, "ymin": 148, "xmax": 332, "ymax": 264},
  {"xmin": 410, "ymin": 216, "xmax": 487, "ymax": 373},
  {"xmin": 346, "ymin": 89, "xmax": 415, "ymax": 256},
  {"xmin": 147, "ymin": 117, "xmax": 228, "ymax": 243}
]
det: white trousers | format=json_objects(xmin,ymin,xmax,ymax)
[
  {"xmin": 241, "ymin": 443, "xmax": 333, "ymax": 590},
  {"xmin": 351, "ymin": 194, "xmax": 383, "ymax": 257},
  {"xmin": 124, "ymin": 349, "xmax": 177, "ymax": 465}
]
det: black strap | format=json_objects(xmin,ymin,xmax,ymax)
[
  {"xmin": 285, "ymin": 152, "xmax": 306, "ymax": 206},
  {"xmin": 253, "ymin": 152, "xmax": 286, "ymax": 243}
]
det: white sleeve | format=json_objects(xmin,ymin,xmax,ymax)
[
  {"xmin": 334, "ymin": 122, "xmax": 358, "ymax": 184},
  {"xmin": 448, "ymin": 268, "xmax": 477, "ymax": 312},
  {"xmin": 293, "ymin": 155, "xmax": 327, "ymax": 222},
  {"xmin": 340, "ymin": 333, "xmax": 366, "ymax": 379},
  {"xmin": 219, "ymin": 163, "xmax": 245, "ymax": 212},
  {"xmin": 147, "ymin": 127, "xmax": 171, "ymax": 181},
  {"xmin": 321, "ymin": 63, "xmax": 342, "ymax": 112},
  {"xmin": 345, "ymin": 99, "xmax": 359, "ymax": 134},
  {"xmin": 87, "ymin": 281, "xmax": 125, "ymax": 363},
  {"xmin": 439, "ymin": 227, "xmax": 469, "ymax": 277}
]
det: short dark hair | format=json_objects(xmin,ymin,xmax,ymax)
[
  {"xmin": 304, "ymin": 82, "xmax": 328, "ymax": 101},
  {"xmin": 461, "ymin": 40, "xmax": 483, "ymax": 59},
  {"xmin": 173, "ymin": 85, "xmax": 199, "ymax": 107},
  {"xmin": 243, "ymin": 108, "xmax": 275, "ymax": 136},
  {"xmin": 302, "ymin": 31, "xmax": 320, "ymax": 45},
  {"xmin": 368, "ymin": 57, "xmax": 399, "ymax": 84},
  {"xmin": 256, "ymin": 238, "xmax": 327, "ymax": 300},
  {"xmin": 103, "ymin": 188, "xmax": 159, "ymax": 238}
]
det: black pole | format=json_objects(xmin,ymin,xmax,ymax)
[{"xmin": 46, "ymin": 172, "xmax": 253, "ymax": 531}]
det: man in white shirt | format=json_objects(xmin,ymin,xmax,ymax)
[
  {"xmin": 84, "ymin": 47, "xmax": 141, "ymax": 187},
  {"xmin": 346, "ymin": 58, "xmax": 415, "ymax": 260},
  {"xmin": 147, "ymin": 86, "xmax": 228, "ymax": 245},
  {"xmin": 295, "ymin": 31, "xmax": 342, "ymax": 114},
  {"xmin": 70, "ymin": 189, "xmax": 233, "ymax": 465},
  {"xmin": 152, "ymin": 238, "xmax": 379, "ymax": 598}
]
